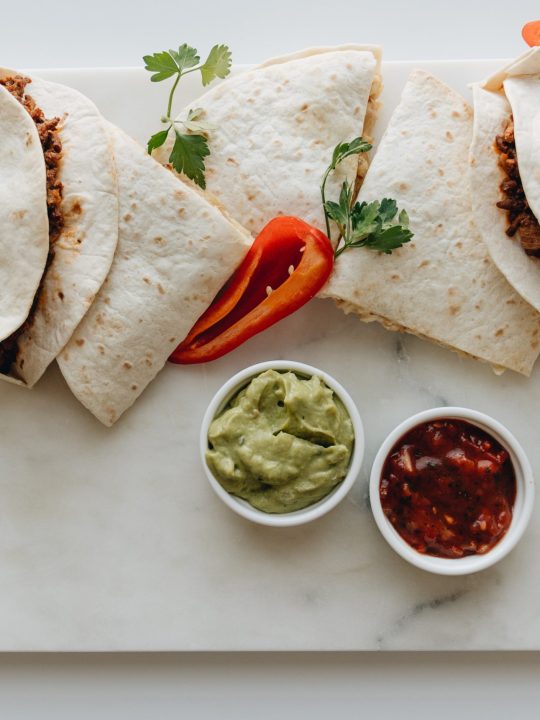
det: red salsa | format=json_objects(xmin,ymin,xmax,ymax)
[{"xmin": 380, "ymin": 419, "xmax": 516, "ymax": 559}]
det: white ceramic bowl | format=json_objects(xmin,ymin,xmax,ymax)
[
  {"xmin": 200, "ymin": 360, "xmax": 364, "ymax": 527},
  {"xmin": 369, "ymin": 407, "xmax": 534, "ymax": 575}
]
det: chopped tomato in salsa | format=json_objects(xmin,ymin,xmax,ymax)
[{"xmin": 380, "ymin": 419, "xmax": 516, "ymax": 559}]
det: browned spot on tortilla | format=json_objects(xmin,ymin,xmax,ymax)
[
  {"xmin": 75, "ymin": 338, "xmax": 84, "ymax": 347},
  {"xmin": 445, "ymin": 131, "xmax": 453, "ymax": 141},
  {"xmin": 154, "ymin": 236, "xmax": 164, "ymax": 245},
  {"xmin": 449, "ymin": 304, "xmax": 461, "ymax": 315},
  {"xmin": 430, "ymin": 110, "xmax": 437, "ymax": 118},
  {"xmin": 123, "ymin": 213, "xmax": 132, "ymax": 222},
  {"xmin": 25, "ymin": 133, "xmax": 33, "ymax": 146},
  {"xmin": 247, "ymin": 192, "xmax": 256, "ymax": 201},
  {"xmin": 131, "ymin": 201, "xmax": 138, "ymax": 210},
  {"xmin": 107, "ymin": 409, "xmax": 117, "ymax": 425},
  {"xmin": 138, "ymin": 318, "xmax": 143, "ymax": 324},
  {"xmin": 532, "ymin": 340, "xmax": 539, "ymax": 349},
  {"xmin": 448, "ymin": 287, "xmax": 456, "ymax": 296},
  {"xmin": 103, "ymin": 297, "xmax": 110, "ymax": 305},
  {"xmin": 123, "ymin": 361, "xmax": 132, "ymax": 370},
  {"xmin": 475, "ymin": 303, "xmax": 482, "ymax": 310},
  {"xmin": 330, "ymin": 73, "xmax": 337, "ymax": 81},
  {"xmin": 63, "ymin": 351, "xmax": 69, "ymax": 361},
  {"xmin": 58, "ymin": 291, "xmax": 64, "ymax": 301},
  {"xmin": 483, "ymin": 258, "xmax": 489, "ymax": 265},
  {"xmin": 12, "ymin": 209, "xmax": 27, "ymax": 220},
  {"xmin": 346, "ymin": 63, "xmax": 352, "ymax": 70},
  {"xmin": 399, "ymin": 182, "xmax": 408, "ymax": 191},
  {"xmin": 178, "ymin": 208, "xmax": 186, "ymax": 218},
  {"xmin": 157, "ymin": 283, "xmax": 165, "ymax": 295},
  {"xmin": 295, "ymin": 115, "xmax": 304, "ymax": 124},
  {"xmin": 173, "ymin": 190, "xmax": 186, "ymax": 201},
  {"xmin": 300, "ymin": 103, "xmax": 309, "ymax": 111},
  {"xmin": 470, "ymin": 157, "xmax": 477, "ymax": 167},
  {"xmin": 95, "ymin": 314, "xmax": 104, "ymax": 326},
  {"xmin": 226, "ymin": 157, "xmax": 238, "ymax": 166},
  {"xmin": 169, "ymin": 337, "xmax": 176, "ymax": 343},
  {"xmin": 452, "ymin": 110, "xmax": 461, "ymax": 118},
  {"xmin": 418, "ymin": 260, "xmax": 430, "ymax": 268},
  {"xmin": 495, "ymin": 329, "xmax": 505, "ymax": 337},
  {"xmin": 98, "ymin": 344, "xmax": 105, "ymax": 355},
  {"xmin": 131, "ymin": 384, "xmax": 138, "ymax": 391},
  {"xmin": 438, "ymin": 168, "xmax": 445, "ymax": 176},
  {"xmin": 455, "ymin": 241, "xmax": 463, "ymax": 248},
  {"xmin": 145, "ymin": 358, "xmax": 152, "ymax": 367},
  {"xmin": 143, "ymin": 277, "xmax": 151, "ymax": 285},
  {"xmin": 71, "ymin": 201, "xmax": 83, "ymax": 215},
  {"xmin": 506, "ymin": 298, "xmax": 517, "ymax": 305},
  {"xmin": 390, "ymin": 274, "xmax": 400, "ymax": 280}
]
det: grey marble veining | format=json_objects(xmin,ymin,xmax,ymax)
[{"xmin": 0, "ymin": 61, "xmax": 537, "ymax": 650}]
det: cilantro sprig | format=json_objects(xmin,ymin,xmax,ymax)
[
  {"xmin": 321, "ymin": 137, "xmax": 413, "ymax": 258},
  {"xmin": 144, "ymin": 43, "xmax": 232, "ymax": 188}
]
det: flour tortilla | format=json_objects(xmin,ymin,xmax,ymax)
[
  {"xmin": 155, "ymin": 46, "xmax": 381, "ymax": 237},
  {"xmin": 58, "ymin": 124, "xmax": 252, "ymax": 426},
  {"xmin": 0, "ymin": 71, "xmax": 118, "ymax": 387},
  {"xmin": 470, "ymin": 82, "xmax": 540, "ymax": 312},
  {"xmin": 322, "ymin": 70, "xmax": 540, "ymax": 375},
  {"xmin": 469, "ymin": 48, "xmax": 540, "ymax": 312},
  {"xmin": 0, "ymin": 85, "xmax": 48, "ymax": 344}
]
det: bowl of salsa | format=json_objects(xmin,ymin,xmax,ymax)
[{"xmin": 369, "ymin": 407, "xmax": 534, "ymax": 575}]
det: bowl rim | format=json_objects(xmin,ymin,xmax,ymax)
[
  {"xmin": 200, "ymin": 360, "xmax": 365, "ymax": 527},
  {"xmin": 369, "ymin": 406, "xmax": 535, "ymax": 575}
]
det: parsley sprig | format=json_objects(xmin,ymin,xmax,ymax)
[
  {"xmin": 321, "ymin": 137, "xmax": 413, "ymax": 258},
  {"xmin": 144, "ymin": 43, "xmax": 232, "ymax": 188}
]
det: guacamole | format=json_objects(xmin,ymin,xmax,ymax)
[{"xmin": 206, "ymin": 369, "xmax": 354, "ymax": 514}]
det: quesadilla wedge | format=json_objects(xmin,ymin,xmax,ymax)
[
  {"xmin": 470, "ymin": 48, "xmax": 540, "ymax": 312},
  {"xmin": 0, "ymin": 84, "xmax": 48, "ymax": 353},
  {"xmin": 0, "ymin": 72, "xmax": 118, "ymax": 387},
  {"xmin": 58, "ymin": 124, "xmax": 252, "ymax": 426},
  {"xmin": 154, "ymin": 45, "xmax": 381, "ymax": 237},
  {"xmin": 322, "ymin": 70, "xmax": 540, "ymax": 375}
]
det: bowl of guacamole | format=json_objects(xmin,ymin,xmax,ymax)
[{"xmin": 200, "ymin": 360, "xmax": 364, "ymax": 526}]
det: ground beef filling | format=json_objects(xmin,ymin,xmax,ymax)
[
  {"xmin": 0, "ymin": 75, "xmax": 64, "ymax": 375},
  {"xmin": 495, "ymin": 117, "xmax": 540, "ymax": 257}
]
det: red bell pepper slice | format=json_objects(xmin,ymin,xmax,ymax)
[{"xmin": 169, "ymin": 216, "xmax": 334, "ymax": 364}]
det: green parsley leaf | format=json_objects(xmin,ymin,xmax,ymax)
[
  {"xmin": 147, "ymin": 128, "xmax": 170, "ymax": 154},
  {"xmin": 321, "ymin": 137, "xmax": 413, "ymax": 257},
  {"xmin": 330, "ymin": 137, "xmax": 372, "ymax": 170},
  {"xmin": 364, "ymin": 224, "xmax": 414, "ymax": 254},
  {"xmin": 143, "ymin": 51, "xmax": 179, "ymax": 82},
  {"xmin": 200, "ymin": 44, "xmax": 232, "ymax": 86},
  {"xmin": 169, "ymin": 131, "xmax": 210, "ymax": 189},
  {"xmin": 169, "ymin": 44, "xmax": 200, "ymax": 72},
  {"xmin": 178, "ymin": 107, "xmax": 215, "ymax": 134}
]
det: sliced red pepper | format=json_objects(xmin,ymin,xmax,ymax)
[
  {"xmin": 523, "ymin": 20, "xmax": 540, "ymax": 46},
  {"xmin": 170, "ymin": 216, "xmax": 334, "ymax": 364}
]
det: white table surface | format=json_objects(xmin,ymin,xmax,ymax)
[{"xmin": 2, "ymin": 0, "xmax": 540, "ymax": 715}]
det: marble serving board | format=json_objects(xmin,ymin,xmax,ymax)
[{"xmin": 1, "ymin": 59, "xmax": 538, "ymax": 651}]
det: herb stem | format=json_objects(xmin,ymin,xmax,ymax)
[
  {"xmin": 166, "ymin": 72, "xmax": 182, "ymax": 119},
  {"xmin": 320, "ymin": 165, "xmax": 333, "ymax": 240}
]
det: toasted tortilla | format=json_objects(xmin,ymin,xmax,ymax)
[
  {"xmin": 321, "ymin": 70, "xmax": 540, "ymax": 376},
  {"xmin": 154, "ymin": 46, "xmax": 381, "ymax": 237},
  {"xmin": 0, "ymin": 71, "xmax": 118, "ymax": 387},
  {"xmin": 470, "ymin": 83, "xmax": 540, "ymax": 313},
  {"xmin": 0, "ymin": 84, "xmax": 48, "ymax": 344},
  {"xmin": 469, "ymin": 48, "xmax": 540, "ymax": 313},
  {"xmin": 58, "ymin": 125, "xmax": 252, "ymax": 426}
]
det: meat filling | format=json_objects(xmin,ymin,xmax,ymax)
[
  {"xmin": 495, "ymin": 117, "xmax": 540, "ymax": 257},
  {"xmin": 0, "ymin": 75, "xmax": 64, "ymax": 375}
]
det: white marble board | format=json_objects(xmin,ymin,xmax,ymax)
[{"xmin": 1, "ymin": 59, "xmax": 538, "ymax": 651}]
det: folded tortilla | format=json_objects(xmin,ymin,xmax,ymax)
[
  {"xmin": 0, "ymin": 71, "xmax": 118, "ymax": 387},
  {"xmin": 0, "ymin": 84, "xmax": 48, "ymax": 344},
  {"xmin": 321, "ymin": 70, "xmax": 540, "ymax": 375},
  {"xmin": 155, "ymin": 46, "xmax": 381, "ymax": 236},
  {"xmin": 58, "ymin": 125, "xmax": 252, "ymax": 426},
  {"xmin": 470, "ymin": 48, "xmax": 540, "ymax": 312}
]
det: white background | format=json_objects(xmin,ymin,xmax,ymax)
[{"xmin": 1, "ymin": 0, "xmax": 540, "ymax": 716}]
